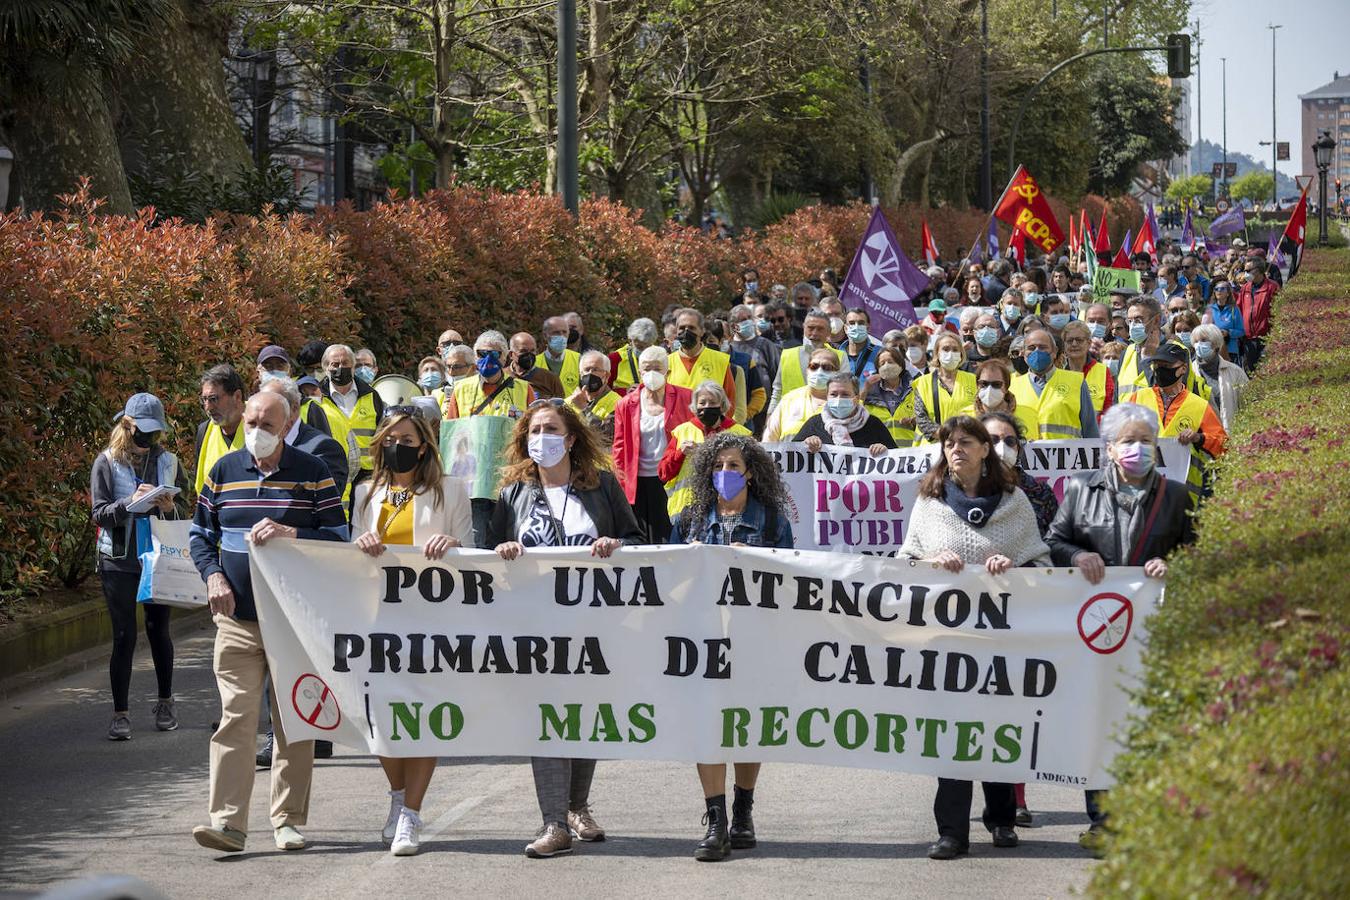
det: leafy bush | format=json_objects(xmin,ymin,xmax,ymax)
[{"xmin": 1089, "ymin": 248, "xmax": 1350, "ymax": 898}]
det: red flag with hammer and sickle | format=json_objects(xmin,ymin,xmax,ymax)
[{"xmin": 992, "ymin": 165, "xmax": 1066, "ymax": 255}]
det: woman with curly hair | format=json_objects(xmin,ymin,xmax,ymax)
[
  {"xmin": 669, "ymin": 432, "xmax": 794, "ymax": 862},
  {"xmin": 487, "ymin": 398, "xmax": 643, "ymax": 859}
]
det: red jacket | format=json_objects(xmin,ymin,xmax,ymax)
[
  {"xmin": 1237, "ymin": 277, "xmax": 1279, "ymax": 339},
  {"xmin": 612, "ymin": 384, "xmax": 694, "ymax": 503}
]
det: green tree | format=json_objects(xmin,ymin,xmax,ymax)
[
  {"xmin": 1166, "ymin": 173, "xmax": 1212, "ymax": 206},
  {"xmin": 1229, "ymin": 170, "xmax": 1275, "ymax": 208},
  {"xmin": 1086, "ymin": 56, "xmax": 1187, "ymax": 195}
]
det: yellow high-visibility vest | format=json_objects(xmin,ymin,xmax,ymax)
[
  {"xmin": 1122, "ymin": 387, "xmax": 1212, "ymax": 500},
  {"xmin": 667, "ymin": 347, "xmax": 731, "ymax": 393},
  {"xmin": 452, "ymin": 376, "xmax": 531, "ymax": 419},
  {"xmin": 612, "ymin": 344, "xmax": 642, "ymax": 392},
  {"xmin": 317, "ymin": 390, "xmax": 379, "ymax": 472},
  {"xmin": 912, "ymin": 369, "xmax": 977, "ymax": 443},
  {"xmin": 864, "ymin": 395, "xmax": 916, "ymax": 447},
  {"xmin": 778, "ymin": 345, "xmax": 845, "ymax": 396},
  {"xmin": 567, "ymin": 389, "xmax": 620, "ymax": 421},
  {"xmin": 546, "ymin": 350, "xmax": 582, "ymax": 396},
  {"xmin": 664, "ymin": 420, "xmax": 752, "ymax": 516},
  {"xmin": 194, "ymin": 421, "xmax": 244, "ymax": 494},
  {"xmin": 1009, "ymin": 368, "xmax": 1088, "ymax": 439},
  {"xmin": 1083, "ymin": 363, "xmax": 1108, "ymax": 414},
  {"xmin": 769, "ymin": 386, "xmax": 825, "ymax": 442}
]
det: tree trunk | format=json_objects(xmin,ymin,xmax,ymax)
[
  {"xmin": 431, "ymin": 0, "xmax": 457, "ymax": 189},
  {"xmin": 9, "ymin": 78, "xmax": 133, "ymax": 214},
  {"xmin": 114, "ymin": 1, "xmax": 251, "ymax": 192},
  {"xmin": 884, "ymin": 129, "xmax": 947, "ymax": 207}
]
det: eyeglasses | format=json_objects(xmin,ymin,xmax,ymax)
[
  {"xmin": 977, "ymin": 380, "xmax": 1005, "ymax": 389},
  {"xmin": 447, "ymin": 362, "xmax": 473, "ymax": 372},
  {"xmin": 806, "ymin": 363, "xmax": 838, "ymax": 372},
  {"xmin": 990, "ymin": 435, "xmax": 1019, "ymax": 448},
  {"xmin": 527, "ymin": 398, "xmax": 566, "ymax": 411},
  {"xmin": 382, "ymin": 405, "xmax": 420, "ymax": 420},
  {"xmin": 476, "ymin": 349, "xmax": 501, "ymax": 360}
]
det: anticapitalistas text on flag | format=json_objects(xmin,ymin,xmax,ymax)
[
  {"xmin": 992, "ymin": 165, "xmax": 1065, "ymax": 255},
  {"xmin": 838, "ymin": 206, "xmax": 927, "ymax": 332}
]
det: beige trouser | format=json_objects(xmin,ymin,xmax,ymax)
[{"xmin": 209, "ymin": 614, "xmax": 314, "ymax": 834}]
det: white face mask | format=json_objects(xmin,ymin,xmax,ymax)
[
  {"xmin": 828, "ymin": 316, "xmax": 845, "ymax": 335},
  {"xmin": 906, "ymin": 346, "xmax": 925, "ymax": 365},
  {"xmin": 878, "ymin": 362, "xmax": 902, "ymax": 381},
  {"xmin": 642, "ymin": 370, "xmax": 666, "ymax": 392},
  {"xmin": 995, "ymin": 442, "xmax": 1019, "ymax": 467},
  {"xmin": 245, "ymin": 425, "xmax": 281, "ymax": 461},
  {"xmin": 528, "ymin": 432, "xmax": 568, "ymax": 468},
  {"xmin": 978, "ymin": 386, "xmax": 1005, "ymax": 408},
  {"xmin": 807, "ymin": 370, "xmax": 832, "ymax": 390},
  {"xmin": 938, "ymin": 349, "xmax": 962, "ymax": 370}
]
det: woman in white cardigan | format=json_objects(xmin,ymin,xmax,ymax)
[
  {"xmin": 898, "ymin": 414, "xmax": 1050, "ymax": 861},
  {"xmin": 351, "ymin": 409, "xmax": 472, "ymax": 857}
]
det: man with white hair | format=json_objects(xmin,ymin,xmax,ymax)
[
  {"xmin": 609, "ymin": 318, "xmax": 659, "ymax": 394},
  {"xmin": 314, "ymin": 343, "xmax": 384, "ymax": 482},
  {"xmin": 542, "ymin": 316, "xmax": 582, "ymax": 394},
  {"xmin": 445, "ymin": 330, "xmax": 536, "ymax": 546},
  {"xmin": 568, "ymin": 350, "xmax": 619, "ymax": 443}
]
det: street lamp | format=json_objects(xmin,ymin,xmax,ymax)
[{"xmin": 1314, "ymin": 130, "xmax": 1336, "ymax": 246}]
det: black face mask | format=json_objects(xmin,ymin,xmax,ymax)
[
  {"xmin": 697, "ymin": 407, "xmax": 722, "ymax": 428},
  {"xmin": 516, "ymin": 350, "xmax": 536, "ymax": 372},
  {"xmin": 581, "ymin": 373, "xmax": 604, "ymax": 393},
  {"xmin": 568, "ymin": 327, "xmax": 581, "ymax": 345},
  {"xmin": 1011, "ymin": 356, "xmax": 1029, "ymax": 375},
  {"xmin": 1152, "ymin": 365, "xmax": 1182, "ymax": 388},
  {"xmin": 382, "ymin": 443, "xmax": 422, "ymax": 474},
  {"xmin": 132, "ymin": 429, "xmax": 156, "ymax": 449},
  {"xmin": 329, "ymin": 366, "xmax": 354, "ymax": 387},
  {"xmin": 678, "ymin": 329, "xmax": 700, "ymax": 350}
]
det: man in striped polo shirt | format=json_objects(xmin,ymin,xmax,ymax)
[{"xmin": 188, "ymin": 391, "xmax": 348, "ymax": 854}]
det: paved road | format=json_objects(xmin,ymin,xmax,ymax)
[{"xmin": 0, "ymin": 621, "xmax": 1097, "ymax": 898}]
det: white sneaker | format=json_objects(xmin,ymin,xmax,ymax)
[
  {"xmin": 274, "ymin": 824, "xmax": 307, "ymax": 851},
  {"xmin": 391, "ymin": 808, "xmax": 422, "ymax": 857},
  {"xmin": 382, "ymin": 789, "xmax": 406, "ymax": 845}
]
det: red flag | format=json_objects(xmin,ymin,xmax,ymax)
[
  {"xmin": 1093, "ymin": 208, "xmax": 1111, "ymax": 258},
  {"xmin": 991, "ymin": 164, "xmax": 1065, "ymax": 254},
  {"xmin": 1278, "ymin": 187, "xmax": 1309, "ymax": 279},
  {"xmin": 920, "ymin": 219, "xmax": 940, "ymax": 267},
  {"xmin": 1007, "ymin": 225, "xmax": 1027, "ymax": 267},
  {"xmin": 1110, "ymin": 234, "xmax": 1130, "ymax": 268},
  {"xmin": 1131, "ymin": 219, "xmax": 1155, "ymax": 262},
  {"xmin": 1068, "ymin": 214, "xmax": 1079, "ymax": 258}
]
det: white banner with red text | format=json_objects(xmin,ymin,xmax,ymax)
[
  {"xmin": 251, "ymin": 541, "xmax": 1159, "ymax": 788},
  {"xmin": 766, "ymin": 439, "xmax": 1188, "ymax": 554}
]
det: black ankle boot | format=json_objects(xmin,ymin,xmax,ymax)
[
  {"xmin": 695, "ymin": 804, "xmax": 730, "ymax": 861},
  {"xmin": 730, "ymin": 786, "xmax": 757, "ymax": 849}
]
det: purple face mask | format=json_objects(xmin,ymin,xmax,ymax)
[
  {"xmin": 713, "ymin": 470, "xmax": 746, "ymax": 501},
  {"xmin": 1114, "ymin": 441, "xmax": 1155, "ymax": 477}
]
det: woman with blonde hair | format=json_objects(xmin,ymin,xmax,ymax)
[
  {"xmin": 488, "ymin": 399, "xmax": 643, "ymax": 858},
  {"xmin": 351, "ymin": 407, "xmax": 473, "ymax": 857},
  {"xmin": 90, "ymin": 393, "xmax": 190, "ymax": 741}
]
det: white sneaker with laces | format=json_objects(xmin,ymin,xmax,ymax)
[
  {"xmin": 391, "ymin": 808, "xmax": 423, "ymax": 857},
  {"xmin": 382, "ymin": 789, "xmax": 406, "ymax": 845},
  {"xmin": 274, "ymin": 824, "xmax": 307, "ymax": 851}
]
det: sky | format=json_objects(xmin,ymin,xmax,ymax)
[{"xmin": 1191, "ymin": 0, "xmax": 1350, "ymax": 173}]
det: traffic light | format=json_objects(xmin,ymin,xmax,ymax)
[{"xmin": 1166, "ymin": 34, "xmax": 1191, "ymax": 79}]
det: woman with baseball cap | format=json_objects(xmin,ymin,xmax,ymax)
[{"xmin": 90, "ymin": 392, "xmax": 190, "ymax": 740}]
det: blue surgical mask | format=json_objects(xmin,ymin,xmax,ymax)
[
  {"xmin": 975, "ymin": 327, "xmax": 999, "ymax": 348},
  {"xmin": 355, "ymin": 366, "xmax": 376, "ymax": 384},
  {"xmin": 1089, "ymin": 322, "xmax": 1107, "ymax": 340},
  {"xmin": 476, "ymin": 353, "xmax": 502, "ymax": 379},
  {"xmin": 712, "ymin": 469, "xmax": 746, "ymax": 501},
  {"xmin": 736, "ymin": 320, "xmax": 757, "ymax": 340},
  {"xmin": 418, "ymin": 372, "xmax": 443, "ymax": 390},
  {"xmin": 1024, "ymin": 292, "xmax": 1041, "ymax": 308},
  {"xmin": 1025, "ymin": 349, "xmax": 1053, "ymax": 373},
  {"xmin": 1194, "ymin": 340, "xmax": 1214, "ymax": 360},
  {"xmin": 846, "ymin": 324, "xmax": 869, "ymax": 344},
  {"xmin": 807, "ymin": 370, "xmax": 832, "ymax": 390},
  {"xmin": 1177, "ymin": 332, "xmax": 1193, "ymax": 348},
  {"xmin": 757, "ymin": 318, "xmax": 772, "ymax": 334},
  {"xmin": 825, "ymin": 397, "xmax": 857, "ymax": 418},
  {"xmin": 1129, "ymin": 322, "xmax": 1147, "ymax": 344},
  {"xmin": 1106, "ymin": 358, "xmax": 1121, "ymax": 376},
  {"xmin": 1004, "ymin": 306, "xmax": 1022, "ymax": 322},
  {"xmin": 745, "ymin": 280, "xmax": 759, "ymax": 294},
  {"xmin": 547, "ymin": 335, "xmax": 567, "ymax": 355},
  {"xmin": 1048, "ymin": 313, "xmax": 1071, "ymax": 329}
]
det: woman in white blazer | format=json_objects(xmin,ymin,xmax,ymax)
[{"xmin": 351, "ymin": 408, "xmax": 472, "ymax": 857}]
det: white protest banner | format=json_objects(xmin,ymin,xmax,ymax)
[
  {"xmin": 767, "ymin": 439, "xmax": 1188, "ymax": 554},
  {"xmin": 252, "ymin": 541, "xmax": 1160, "ymax": 788}
]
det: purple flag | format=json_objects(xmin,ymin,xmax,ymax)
[
  {"xmin": 1269, "ymin": 232, "xmax": 1286, "ymax": 268},
  {"xmin": 1209, "ymin": 204, "xmax": 1247, "ymax": 238},
  {"xmin": 986, "ymin": 219, "xmax": 1000, "ymax": 258},
  {"xmin": 1180, "ymin": 206, "xmax": 1195, "ymax": 250},
  {"xmin": 838, "ymin": 206, "xmax": 926, "ymax": 333}
]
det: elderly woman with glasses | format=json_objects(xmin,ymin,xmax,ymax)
[
  {"xmin": 762, "ymin": 348, "xmax": 841, "ymax": 442},
  {"xmin": 1046, "ymin": 402, "xmax": 1195, "ymax": 851}
]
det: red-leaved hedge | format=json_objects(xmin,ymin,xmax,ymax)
[{"xmin": 0, "ymin": 183, "xmax": 1127, "ymax": 604}]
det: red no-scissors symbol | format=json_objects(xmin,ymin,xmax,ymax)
[
  {"xmin": 291, "ymin": 673, "xmax": 341, "ymax": 730},
  {"xmin": 1077, "ymin": 593, "xmax": 1134, "ymax": 655}
]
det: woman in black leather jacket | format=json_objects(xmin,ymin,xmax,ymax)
[
  {"xmin": 487, "ymin": 398, "xmax": 642, "ymax": 860},
  {"xmin": 1046, "ymin": 400, "xmax": 1195, "ymax": 851}
]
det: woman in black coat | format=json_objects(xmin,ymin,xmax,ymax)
[{"xmin": 792, "ymin": 372, "xmax": 896, "ymax": 455}]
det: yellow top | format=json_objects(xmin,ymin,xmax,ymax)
[{"xmin": 377, "ymin": 498, "xmax": 414, "ymax": 546}]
